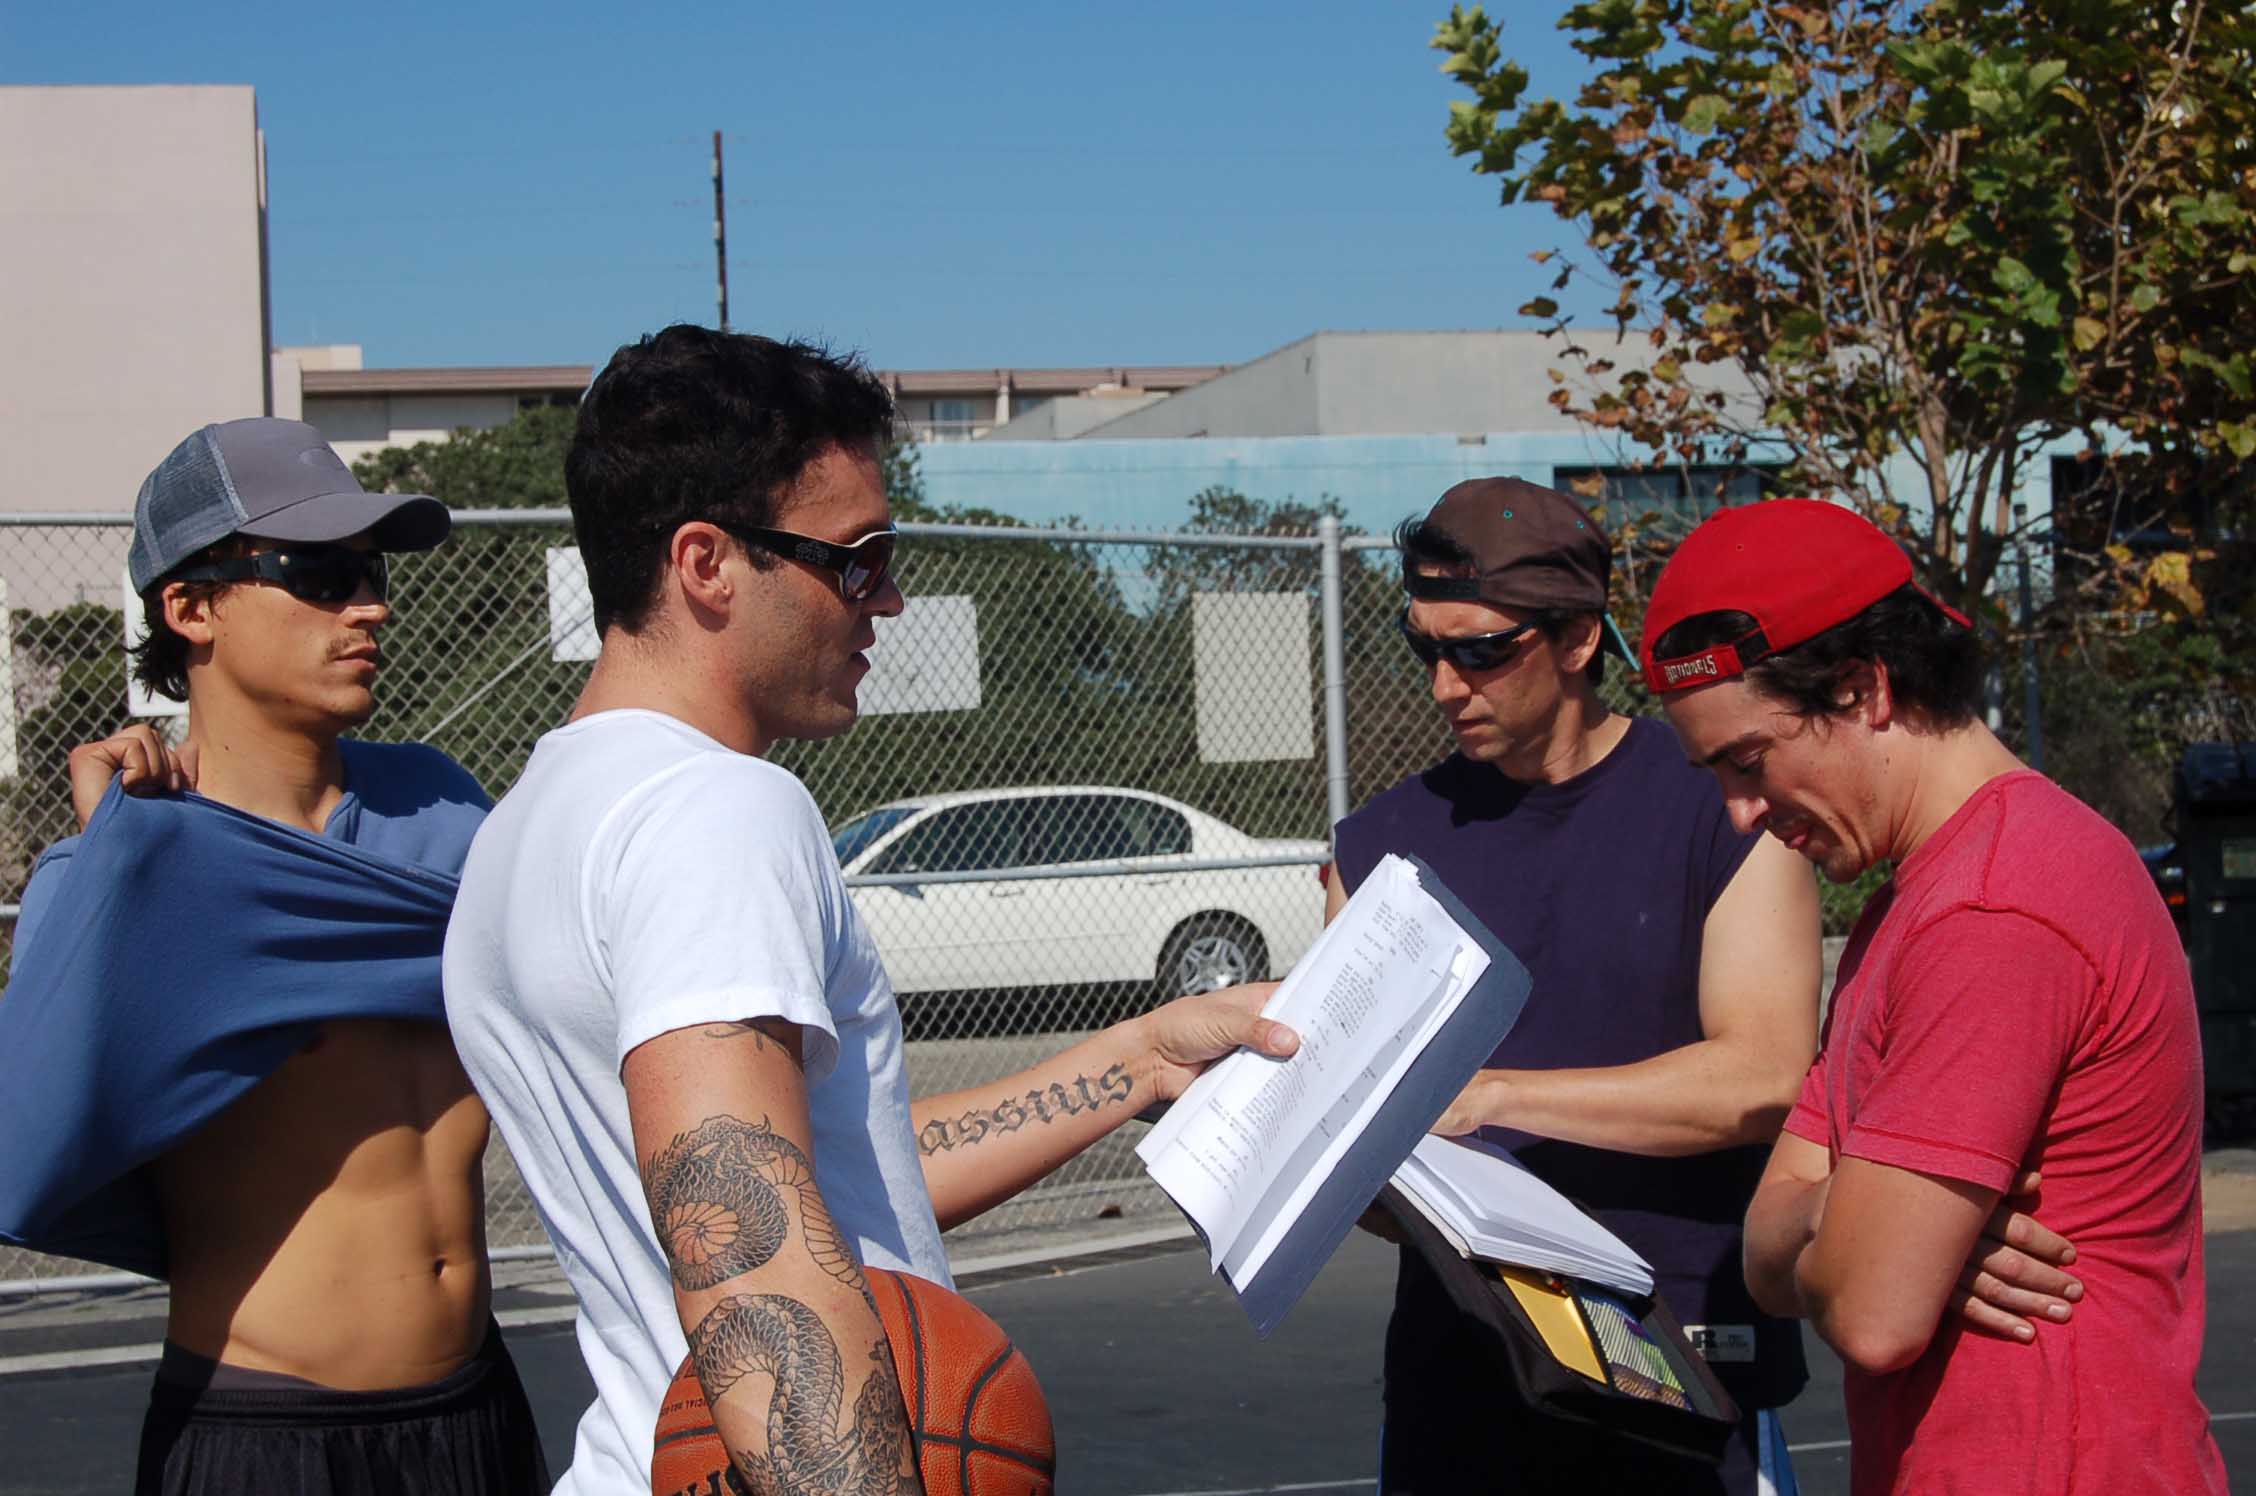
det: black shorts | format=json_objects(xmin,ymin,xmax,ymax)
[{"xmin": 136, "ymin": 1323, "xmax": 550, "ymax": 1496}]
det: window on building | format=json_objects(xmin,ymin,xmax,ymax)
[{"xmin": 1551, "ymin": 463, "xmax": 1782, "ymax": 528}]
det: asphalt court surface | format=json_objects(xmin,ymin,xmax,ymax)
[{"xmin": 3, "ymin": 1220, "xmax": 2250, "ymax": 1495}]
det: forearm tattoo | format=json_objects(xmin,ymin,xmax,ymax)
[
  {"xmin": 644, "ymin": 1116, "xmax": 913, "ymax": 1494},
  {"xmin": 916, "ymin": 1063, "xmax": 1135, "ymax": 1157},
  {"xmin": 693, "ymin": 1294, "xmax": 916, "ymax": 1496},
  {"xmin": 643, "ymin": 1115, "xmax": 859, "ymax": 1292}
]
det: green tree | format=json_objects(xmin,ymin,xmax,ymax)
[
  {"xmin": 351, "ymin": 402, "xmax": 576, "ymax": 511},
  {"xmin": 1112, "ymin": 490, "xmax": 1353, "ymax": 842},
  {"xmin": 349, "ymin": 411, "xmax": 1158, "ymax": 820},
  {"xmin": 1433, "ymin": 0, "xmax": 2256, "ymax": 617},
  {"xmin": 0, "ymin": 603, "xmax": 130, "ymax": 899},
  {"xmin": 352, "ymin": 406, "xmax": 582, "ymax": 791},
  {"xmin": 1154, "ymin": 488, "xmax": 1457, "ymax": 828},
  {"xmin": 776, "ymin": 449, "xmax": 1148, "ymax": 827}
]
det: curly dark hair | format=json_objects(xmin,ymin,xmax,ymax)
[
  {"xmin": 1395, "ymin": 513, "xmax": 1605, "ymax": 686},
  {"xmin": 1648, "ymin": 582, "xmax": 1986, "ymax": 728},
  {"xmin": 565, "ymin": 326, "xmax": 897, "ymax": 636}
]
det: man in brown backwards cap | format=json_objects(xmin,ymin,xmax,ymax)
[{"xmin": 1329, "ymin": 477, "xmax": 1823, "ymax": 1493}]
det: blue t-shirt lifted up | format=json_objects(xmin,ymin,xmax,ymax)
[{"xmin": 0, "ymin": 740, "xmax": 488, "ymax": 1277}]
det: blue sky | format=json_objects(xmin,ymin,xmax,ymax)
[{"xmin": 8, "ymin": 2, "xmax": 1596, "ymax": 371}]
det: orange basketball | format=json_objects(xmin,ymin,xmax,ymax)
[{"xmin": 652, "ymin": 1266, "xmax": 1055, "ymax": 1496}]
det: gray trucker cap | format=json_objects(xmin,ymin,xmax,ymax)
[{"xmin": 128, "ymin": 418, "xmax": 451, "ymax": 593}]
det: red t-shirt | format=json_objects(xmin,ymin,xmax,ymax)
[{"xmin": 1785, "ymin": 771, "xmax": 2224, "ymax": 1495}]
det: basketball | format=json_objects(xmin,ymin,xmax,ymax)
[{"xmin": 652, "ymin": 1266, "xmax": 1055, "ymax": 1496}]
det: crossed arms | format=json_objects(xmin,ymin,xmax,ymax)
[{"xmin": 1743, "ymin": 1136, "xmax": 2081, "ymax": 1375}]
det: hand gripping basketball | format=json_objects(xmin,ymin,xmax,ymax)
[{"xmin": 653, "ymin": 1266, "xmax": 1056, "ymax": 1496}]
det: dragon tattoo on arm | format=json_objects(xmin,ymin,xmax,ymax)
[{"xmin": 643, "ymin": 1115, "xmax": 917, "ymax": 1496}]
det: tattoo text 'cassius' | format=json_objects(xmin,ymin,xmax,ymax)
[
  {"xmin": 916, "ymin": 1064, "xmax": 1134, "ymax": 1156},
  {"xmin": 642, "ymin": 1115, "xmax": 860, "ymax": 1293}
]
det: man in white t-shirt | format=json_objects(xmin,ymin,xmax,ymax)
[{"xmin": 443, "ymin": 325, "xmax": 1300, "ymax": 1496}]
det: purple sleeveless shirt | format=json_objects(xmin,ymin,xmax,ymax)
[{"xmin": 1335, "ymin": 716, "xmax": 1808, "ymax": 1421}]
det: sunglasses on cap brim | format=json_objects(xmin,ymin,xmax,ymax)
[
  {"xmin": 1396, "ymin": 607, "xmax": 1539, "ymax": 672},
  {"xmin": 719, "ymin": 522, "xmax": 898, "ymax": 601},
  {"xmin": 167, "ymin": 546, "xmax": 390, "ymax": 605}
]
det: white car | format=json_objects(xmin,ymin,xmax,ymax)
[{"xmin": 830, "ymin": 786, "xmax": 1327, "ymax": 1003}]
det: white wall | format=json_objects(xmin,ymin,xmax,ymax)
[
  {"xmin": 986, "ymin": 392, "xmax": 1165, "ymax": 441},
  {"xmin": 1083, "ymin": 337, "xmax": 1320, "ymax": 438}
]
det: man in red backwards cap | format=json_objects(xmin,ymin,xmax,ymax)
[{"xmin": 1644, "ymin": 498, "xmax": 2224, "ymax": 1495}]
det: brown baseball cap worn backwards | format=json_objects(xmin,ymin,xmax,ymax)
[{"xmin": 1404, "ymin": 477, "xmax": 1638, "ymax": 663}]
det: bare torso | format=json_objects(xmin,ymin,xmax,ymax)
[{"xmin": 152, "ymin": 1017, "xmax": 492, "ymax": 1390}]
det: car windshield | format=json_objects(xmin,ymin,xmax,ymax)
[{"xmin": 832, "ymin": 805, "xmax": 919, "ymax": 865}]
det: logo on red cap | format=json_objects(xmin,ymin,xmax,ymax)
[
  {"xmin": 1639, "ymin": 499, "xmax": 1961, "ymax": 695},
  {"xmin": 1661, "ymin": 655, "xmax": 1722, "ymax": 686}
]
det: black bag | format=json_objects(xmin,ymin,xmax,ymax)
[{"xmin": 1376, "ymin": 1182, "xmax": 1742, "ymax": 1466}]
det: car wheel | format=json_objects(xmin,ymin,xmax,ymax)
[{"xmin": 1157, "ymin": 914, "xmax": 1269, "ymax": 1000}]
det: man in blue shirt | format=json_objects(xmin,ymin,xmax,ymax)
[{"xmin": 1, "ymin": 419, "xmax": 545, "ymax": 1496}]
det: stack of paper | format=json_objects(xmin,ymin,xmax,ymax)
[
  {"xmin": 1391, "ymin": 1134, "xmax": 1652, "ymax": 1298},
  {"xmin": 1135, "ymin": 853, "xmax": 1530, "ymax": 1332}
]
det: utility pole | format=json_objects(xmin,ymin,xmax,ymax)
[{"xmin": 712, "ymin": 130, "xmax": 729, "ymax": 331}]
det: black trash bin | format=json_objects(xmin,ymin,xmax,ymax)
[{"xmin": 2171, "ymin": 744, "xmax": 2256, "ymax": 1130}]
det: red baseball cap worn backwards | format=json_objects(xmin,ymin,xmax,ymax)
[{"xmin": 1640, "ymin": 499, "xmax": 1971, "ymax": 696}]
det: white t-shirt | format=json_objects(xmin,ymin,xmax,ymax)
[{"xmin": 443, "ymin": 709, "xmax": 949, "ymax": 1496}]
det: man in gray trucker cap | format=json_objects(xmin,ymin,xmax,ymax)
[
  {"xmin": 125, "ymin": 416, "xmax": 451, "ymax": 592},
  {"xmin": 6, "ymin": 417, "xmax": 547, "ymax": 1495}
]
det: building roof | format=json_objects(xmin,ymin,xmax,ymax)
[
  {"xmin": 302, "ymin": 365, "xmax": 592, "ymax": 396},
  {"xmin": 301, "ymin": 361, "xmax": 1228, "ymax": 399},
  {"xmin": 1054, "ymin": 329, "xmax": 1758, "ymax": 441},
  {"xmin": 887, "ymin": 365, "xmax": 1223, "ymax": 396}
]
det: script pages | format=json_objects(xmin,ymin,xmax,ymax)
[
  {"xmin": 1136, "ymin": 853, "xmax": 1496, "ymax": 1332},
  {"xmin": 1392, "ymin": 1134, "xmax": 1653, "ymax": 1297}
]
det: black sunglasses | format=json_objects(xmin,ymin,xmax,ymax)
[
  {"xmin": 1397, "ymin": 607, "xmax": 1538, "ymax": 672},
  {"xmin": 168, "ymin": 546, "xmax": 390, "ymax": 606},
  {"xmin": 718, "ymin": 522, "xmax": 898, "ymax": 601}
]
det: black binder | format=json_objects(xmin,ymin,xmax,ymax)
[{"xmin": 1376, "ymin": 1180, "xmax": 1744, "ymax": 1465}]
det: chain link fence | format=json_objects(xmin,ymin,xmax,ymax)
[
  {"xmin": 0, "ymin": 513, "xmax": 1463, "ymax": 1289},
  {"xmin": 3, "ymin": 507, "xmax": 2225, "ymax": 1291}
]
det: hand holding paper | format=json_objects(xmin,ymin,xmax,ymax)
[
  {"xmin": 1133, "ymin": 980, "xmax": 1299, "ymax": 1105},
  {"xmin": 1136, "ymin": 854, "xmax": 1531, "ymax": 1332}
]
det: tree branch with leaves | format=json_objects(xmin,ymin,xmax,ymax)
[{"xmin": 1434, "ymin": 0, "xmax": 2256, "ymax": 624}]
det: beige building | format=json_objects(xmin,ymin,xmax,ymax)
[
  {"xmin": 280, "ymin": 356, "xmax": 1227, "ymax": 465},
  {"xmin": 0, "ymin": 78, "xmax": 1230, "ymax": 533},
  {"xmin": 0, "ymin": 80, "xmax": 1226, "ymax": 521},
  {"xmin": 2, "ymin": 86, "xmax": 272, "ymax": 534},
  {"xmin": 279, "ymin": 353, "xmax": 589, "ymax": 468},
  {"xmin": 882, "ymin": 365, "xmax": 1222, "ymax": 443}
]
